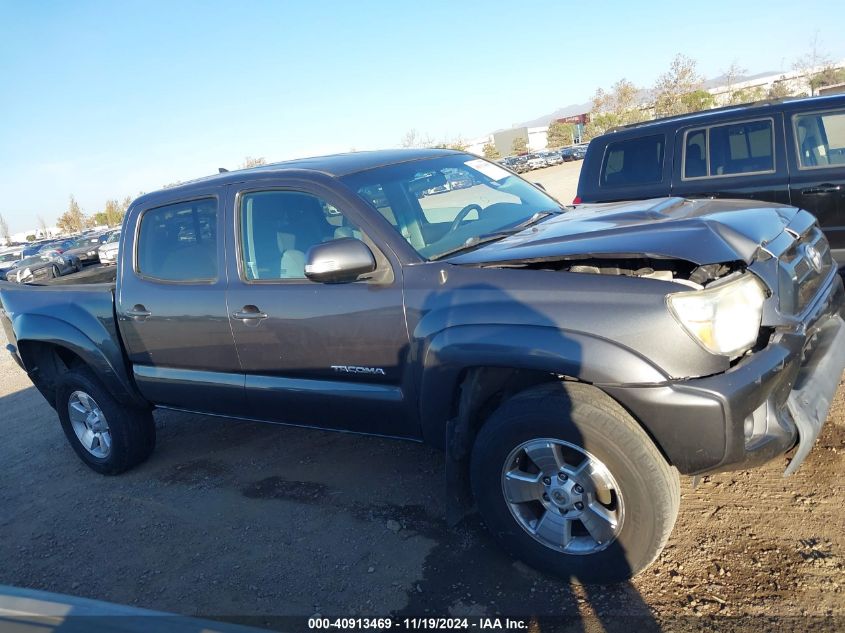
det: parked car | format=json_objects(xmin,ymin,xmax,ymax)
[
  {"xmin": 4, "ymin": 250, "xmax": 81, "ymax": 283},
  {"xmin": 64, "ymin": 234, "xmax": 106, "ymax": 264},
  {"xmin": 0, "ymin": 248, "xmax": 23, "ymax": 274},
  {"xmin": 525, "ymin": 154, "xmax": 547, "ymax": 170},
  {"xmin": 21, "ymin": 240, "xmax": 52, "ymax": 257},
  {"xmin": 541, "ymin": 151, "xmax": 563, "ymax": 166},
  {"xmin": 97, "ymin": 231, "xmax": 121, "ymax": 265},
  {"xmin": 1, "ymin": 149, "xmax": 843, "ymax": 583},
  {"xmin": 575, "ymin": 94, "xmax": 845, "ymax": 264},
  {"xmin": 572, "ymin": 145, "xmax": 588, "ymax": 160},
  {"xmin": 560, "ymin": 147, "xmax": 577, "ymax": 162}
]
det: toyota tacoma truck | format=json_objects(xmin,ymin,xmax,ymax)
[{"xmin": 2, "ymin": 149, "xmax": 844, "ymax": 582}]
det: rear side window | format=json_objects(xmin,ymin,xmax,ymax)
[
  {"xmin": 683, "ymin": 119, "xmax": 774, "ymax": 179},
  {"xmin": 600, "ymin": 135, "xmax": 665, "ymax": 187},
  {"xmin": 136, "ymin": 198, "xmax": 218, "ymax": 282},
  {"xmin": 794, "ymin": 109, "xmax": 845, "ymax": 168}
]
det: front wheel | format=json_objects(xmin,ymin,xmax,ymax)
[
  {"xmin": 56, "ymin": 367, "xmax": 156, "ymax": 474},
  {"xmin": 471, "ymin": 381, "xmax": 680, "ymax": 582}
]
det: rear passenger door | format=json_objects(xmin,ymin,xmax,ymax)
[
  {"xmin": 786, "ymin": 105, "xmax": 845, "ymax": 263},
  {"xmin": 117, "ymin": 189, "xmax": 245, "ymax": 415},
  {"xmin": 671, "ymin": 115, "xmax": 790, "ymax": 205}
]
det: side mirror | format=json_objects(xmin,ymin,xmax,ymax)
[{"xmin": 305, "ymin": 238, "xmax": 376, "ymax": 283}]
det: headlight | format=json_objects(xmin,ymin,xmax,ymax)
[{"xmin": 667, "ymin": 274, "xmax": 767, "ymax": 357}]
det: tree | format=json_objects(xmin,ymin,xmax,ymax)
[
  {"xmin": 482, "ymin": 142, "xmax": 500, "ymax": 160},
  {"xmin": 721, "ymin": 61, "xmax": 746, "ymax": 99},
  {"xmin": 400, "ymin": 128, "xmax": 433, "ymax": 148},
  {"xmin": 239, "ymin": 156, "xmax": 267, "ymax": 169},
  {"xmin": 100, "ymin": 198, "xmax": 126, "ymax": 226},
  {"xmin": 729, "ymin": 86, "xmax": 766, "ymax": 105},
  {"xmin": 433, "ymin": 137, "xmax": 468, "ymax": 151},
  {"xmin": 546, "ymin": 121, "xmax": 575, "ymax": 148},
  {"xmin": 26, "ymin": 234, "xmax": 36, "ymax": 242},
  {"xmin": 767, "ymin": 77, "xmax": 794, "ymax": 99},
  {"xmin": 793, "ymin": 32, "xmax": 832, "ymax": 95},
  {"xmin": 56, "ymin": 195, "xmax": 87, "ymax": 233},
  {"xmin": 511, "ymin": 136, "xmax": 528, "ymax": 155},
  {"xmin": 653, "ymin": 54, "xmax": 711, "ymax": 117},
  {"xmin": 809, "ymin": 67, "xmax": 845, "ymax": 93},
  {"xmin": 583, "ymin": 78, "xmax": 645, "ymax": 140},
  {"xmin": 0, "ymin": 213, "xmax": 10, "ymax": 243},
  {"xmin": 37, "ymin": 215, "xmax": 48, "ymax": 236}
]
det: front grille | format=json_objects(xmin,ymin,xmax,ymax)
[{"xmin": 778, "ymin": 225, "xmax": 833, "ymax": 315}]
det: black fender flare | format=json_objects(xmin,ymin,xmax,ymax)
[
  {"xmin": 13, "ymin": 313, "xmax": 146, "ymax": 408},
  {"xmin": 418, "ymin": 323, "xmax": 668, "ymax": 450}
]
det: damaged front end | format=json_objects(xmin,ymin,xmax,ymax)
[{"xmin": 451, "ymin": 199, "xmax": 845, "ymax": 475}]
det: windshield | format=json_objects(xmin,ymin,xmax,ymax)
[
  {"xmin": 17, "ymin": 255, "xmax": 51, "ymax": 267},
  {"xmin": 0, "ymin": 252, "xmax": 19, "ymax": 263},
  {"xmin": 341, "ymin": 155, "xmax": 562, "ymax": 260},
  {"xmin": 105, "ymin": 232, "xmax": 121, "ymax": 244}
]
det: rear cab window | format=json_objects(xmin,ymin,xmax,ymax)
[{"xmin": 136, "ymin": 198, "xmax": 219, "ymax": 282}]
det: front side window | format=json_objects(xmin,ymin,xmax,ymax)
[
  {"xmin": 794, "ymin": 109, "xmax": 845, "ymax": 168},
  {"xmin": 684, "ymin": 119, "xmax": 774, "ymax": 178},
  {"xmin": 239, "ymin": 191, "xmax": 363, "ymax": 281},
  {"xmin": 341, "ymin": 155, "xmax": 561, "ymax": 260},
  {"xmin": 136, "ymin": 198, "xmax": 218, "ymax": 282},
  {"xmin": 600, "ymin": 135, "xmax": 665, "ymax": 187}
]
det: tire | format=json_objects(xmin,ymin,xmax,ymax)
[
  {"xmin": 470, "ymin": 381, "xmax": 679, "ymax": 583},
  {"xmin": 51, "ymin": 265, "xmax": 59, "ymax": 278},
  {"xmin": 55, "ymin": 366, "xmax": 156, "ymax": 475}
]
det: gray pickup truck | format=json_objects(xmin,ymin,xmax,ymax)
[{"xmin": 2, "ymin": 149, "xmax": 844, "ymax": 582}]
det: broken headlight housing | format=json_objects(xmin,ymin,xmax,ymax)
[{"xmin": 667, "ymin": 273, "xmax": 767, "ymax": 357}]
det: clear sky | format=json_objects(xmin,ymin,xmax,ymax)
[{"xmin": 1, "ymin": 0, "xmax": 844, "ymax": 233}]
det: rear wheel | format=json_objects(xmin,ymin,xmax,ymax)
[
  {"xmin": 51, "ymin": 265, "xmax": 59, "ymax": 278},
  {"xmin": 471, "ymin": 381, "xmax": 680, "ymax": 582},
  {"xmin": 56, "ymin": 367, "xmax": 155, "ymax": 474}
]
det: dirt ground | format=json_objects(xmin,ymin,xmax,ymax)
[{"xmin": 1, "ymin": 171, "xmax": 844, "ymax": 630}]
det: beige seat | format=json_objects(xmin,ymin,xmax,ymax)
[{"xmin": 276, "ymin": 231, "xmax": 305, "ymax": 278}]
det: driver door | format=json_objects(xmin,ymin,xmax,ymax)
[{"xmin": 224, "ymin": 180, "xmax": 414, "ymax": 438}]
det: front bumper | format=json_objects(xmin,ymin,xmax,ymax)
[{"xmin": 606, "ymin": 274, "xmax": 845, "ymax": 475}]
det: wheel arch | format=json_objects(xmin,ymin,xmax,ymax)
[{"xmin": 14, "ymin": 314, "xmax": 146, "ymax": 409}]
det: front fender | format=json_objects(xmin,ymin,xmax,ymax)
[
  {"xmin": 13, "ymin": 313, "xmax": 145, "ymax": 408},
  {"xmin": 418, "ymin": 323, "xmax": 669, "ymax": 448}
]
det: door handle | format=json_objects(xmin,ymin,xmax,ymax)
[
  {"xmin": 801, "ymin": 184, "xmax": 842, "ymax": 195},
  {"xmin": 232, "ymin": 305, "xmax": 268, "ymax": 323},
  {"xmin": 125, "ymin": 305, "xmax": 151, "ymax": 321}
]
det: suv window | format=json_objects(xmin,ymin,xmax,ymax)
[
  {"xmin": 600, "ymin": 135, "xmax": 664, "ymax": 187},
  {"xmin": 239, "ymin": 190, "xmax": 363, "ymax": 281},
  {"xmin": 794, "ymin": 109, "xmax": 845, "ymax": 168},
  {"xmin": 683, "ymin": 119, "xmax": 774, "ymax": 179},
  {"xmin": 137, "ymin": 198, "xmax": 218, "ymax": 282}
]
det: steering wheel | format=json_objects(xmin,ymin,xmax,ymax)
[{"xmin": 447, "ymin": 204, "xmax": 483, "ymax": 234}]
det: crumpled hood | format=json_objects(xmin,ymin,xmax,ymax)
[{"xmin": 448, "ymin": 197, "xmax": 800, "ymax": 266}]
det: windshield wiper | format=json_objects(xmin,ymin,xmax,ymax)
[{"xmin": 430, "ymin": 210, "xmax": 561, "ymax": 261}]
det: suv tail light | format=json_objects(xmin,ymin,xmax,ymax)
[{"xmin": 572, "ymin": 196, "xmax": 582, "ymax": 204}]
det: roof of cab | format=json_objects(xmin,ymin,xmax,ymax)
[{"xmin": 134, "ymin": 148, "xmax": 460, "ymax": 206}]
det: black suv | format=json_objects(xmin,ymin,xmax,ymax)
[{"xmin": 576, "ymin": 94, "xmax": 845, "ymax": 264}]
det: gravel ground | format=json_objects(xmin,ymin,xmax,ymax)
[{"xmin": 1, "ymin": 184, "xmax": 844, "ymax": 630}]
